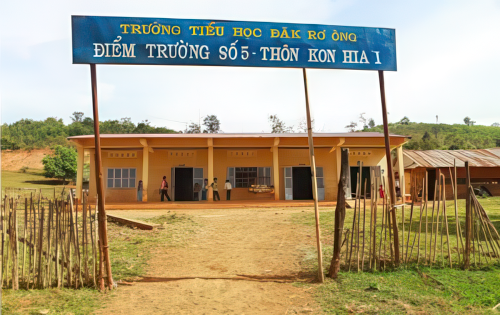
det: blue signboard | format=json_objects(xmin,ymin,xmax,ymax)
[{"xmin": 72, "ymin": 16, "xmax": 396, "ymax": 71}]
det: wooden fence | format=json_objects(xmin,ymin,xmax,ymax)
[{"xmin": 1, "ymin": 191, "xmax": 99, "ymax": 289}]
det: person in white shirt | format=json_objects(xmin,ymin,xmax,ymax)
[{"xmin": 225, "ymin": 179, "xmax": 232, "ymax": 201}]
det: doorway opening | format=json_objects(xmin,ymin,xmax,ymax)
[
  {"xmin": 350, "ymin": 166, "xmax": 373, "ymax": 198},
  {"xmin": 174, "ymin": 167, "xmax": 193, "ymax": 201},
  {"xmin": 292, "ymin": 167, "xmax": 313, "ymax": 200}
]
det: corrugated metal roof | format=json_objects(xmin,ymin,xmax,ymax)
[
  {"xmin": 404, "ymin": 149, "xmax": 500, "ymax": 168},
  {"xmin": 68, "ymin": 132, "xmax": 409, "ymax": 140}
]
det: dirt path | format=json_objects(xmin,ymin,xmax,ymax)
[{"xmin": 97, "ymin": 208, "xmax": 322, "ymax": 314}]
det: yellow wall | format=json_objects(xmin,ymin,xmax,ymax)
[
  {"xmin": 82, "ymin": 136, "xmax": 404, "ymax": 203},
  {"xmin": 147, "ymin": 149, "xmax": 208, "ymax": 202},
  {"xmin": 213, "ymin": 148, "xmax": 274, "ymax": 200},
  {"xmin": 89, "ymin": 149, "xmax": 143, "ymax": 203},
  {"xmin": 277, "ymin": 148, "xmax": 338, "ymax": 200}
]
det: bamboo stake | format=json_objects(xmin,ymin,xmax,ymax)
[
  {"xmin": 13, "ymin": 200, "xmax": 19, "ymax": 290},
  {"xmin": 356, "ymin": 162, "xmax": 363, "ymax": 272},
  {"xmin": 440, "ymin": 178, "xmax": 445, "ymax": 267},
  {"xmin": 362, "ymin": 178, "xmax": 367, "ymax": 271},
  {"xmin": 372, "ymin": 175, "xmax": 378, "ymax": 271},
  {"xmin": 474, "ymin": 196, "xmax": 500, "ymax": 258},
  {"xmin": 473, "ymin": 199, "xmax": 483, "ymax": 264},
  {"xmin": 472, "ymin": 187, "xmax": 477, "ymax": 267},
  {"xmin": 348, "ymin": 171, "xmax": 360, "ymax": 271},
  {"xmin": 74, "ymin": 192, "xmax": 83, "ymax": 287},
  {"xmin": 45, "ymin": 201, "xmax": 52, "ymax": 288},
  {"xmin": 368, "ymin": 173, "xmax": 374, "ymax": 270},
  {"xmin": 429, "ymin": 180, "xmax": 438, "ymax": 264},
  {"xmin": 93, "ymin": 198, "xmax": 98, "ymax": 287},
  {"xmin": 6, "ymin": 199, "xmax": 11, "ymax": 288},
  {"xmin": 0, "ymin": 196, "xmax": 5, "ymax": 287},
  {"xmin": 83, "ymin": 194, "xmax": 89, "ymax": 284},
  {"xmin": 472, "ymin": 194, "xmax": 495, "ymax": 260},
  {"xmin": 473, "ymin": 197, "xmax": 491, "ymax": 263},
  {"xmin": 55, "ymin": 200, "xmax": 60, "ymax": 288},
  {"xmin": 60, "ymin": 200, "xmax": 66, "ymax": 288},
  {"xmin": 416, "ymin": 178, "xmax": 426, "ymax": 264},
  {"xmin": 442, "ymin": 181, "xmax": 452, "ymax": 267},
  {"xmin": 432, "ymin": 177, "xmax": 442, "ymax": 265},
  {"xmin": 405, "ymin": 189, "xmax": 415, "ymax": 263},
  {"xmin": 464, "ymin": 161, "xmax": 472, "ymax": 269},
  {"xmin": 22, "ymin": 198, "xmax": 28, "ymax": 282},
  {"xmin": 424, "ymin": 172, "xmax": 428, "ymax": 264},
  {"xmin": 450, "ymin": 163, "xmax": 462, "ymax": 263},
  {"xmin": 378, "ymin": 178, "xmax": 385, "ymax": 270}
]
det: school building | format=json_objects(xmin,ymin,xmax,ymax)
[{"xmin": 68, "ymin": 133, "xmax": 409, "ymax": 203}]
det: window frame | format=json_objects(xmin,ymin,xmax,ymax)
[
  {"xmin": 229, "ymin": 166, "xmax": 272, "ymax": 188},
  {"xmin": 107, "ymin": 167, "xmax": 137, "ymax": 189}
]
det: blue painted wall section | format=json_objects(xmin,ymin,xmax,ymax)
[{"xmin": 72, "ymin": 16, "xmax": 397, "ymax": 71}]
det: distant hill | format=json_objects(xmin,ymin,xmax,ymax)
[{"xmin": 364, "ymin": 123, "xmax": 500, "ymax": 150}]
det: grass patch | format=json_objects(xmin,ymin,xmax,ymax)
[
  {"xmin": 1, "ymin": 288, "xmax": 104, "ymax": 315},
  {"xmin": 2, "ymin": 212, "xmax": 200, "ymax": 314},
  {"xmin": 1, "ymin": 170, "xmax": 67, "ymax": 196},
  {"xmin": 293, "ymin": 197, "xmax": 500, "ymax": 314},
  {"xmin": 107, "ymin": 212, "xmax": 200, "ymax": 281},
  {"xmin": 317, "ymin": 266, "xmax": 500, "ymax": 314}
]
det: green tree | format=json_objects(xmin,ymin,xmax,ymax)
[
  {"xmin": 185, "ymin": 122, "xmax": 201, "ymax": 134},
  {"xmin": 368, "ymin": 118, "xmax": 375, "ymax": 128},
  {"xmin": 398, "ymin": 116, "xmax": 410, "ymax": 125},
  {"xmin": 203, "ymin": 115, "xmax": 221, "ymax": 133},
  {"xmin": 345, "ymin": 121, "xmax": 358, "ymax": 132},
  {"xmin": 269, "ymin": 115, "xmax": 293, "ymax": 133},
  {"xmin": 42, "ymin": 146, "xmax": 77, "ymax": 184},
  {"xmin": 70, "ymin": 111, "xmax": 85, "ymax": 123}
]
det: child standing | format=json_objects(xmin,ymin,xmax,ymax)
[
  {"xmin": 225, "ymin": 179, "xmax": 232, "ymax": 201},
  {"xmin": 211, "ymin": 178, "xmax": 220, "ymax": 201}
]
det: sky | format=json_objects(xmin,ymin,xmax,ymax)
[{"xmin": 1, "ymin": 0, "xmax": 500, "ymax": 133}]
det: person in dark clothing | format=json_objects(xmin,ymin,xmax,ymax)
[{"xmin": 160, "ymin": 176, "xmax": 171, "ymax": 201}]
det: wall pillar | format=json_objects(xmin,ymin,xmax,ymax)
[
  {"xmin": 272, "ymin": 137, "xmax": 280, "ymax": 200},
  {"xmin": 208, "ymin": 138, "xmax": 214, "ymax": 201},
  {"xmin": 142, "ymin": 146, "xmax": 149, "ymax": 202},
  {"xmin": 76, "ymin": 144, "xmax": 84, "ymax": 203},
  {"xmin": 397, "ymin": 145, "xmax": 405, "ymax": 201}
]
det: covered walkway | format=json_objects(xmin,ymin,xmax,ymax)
[{"xmin": 104, "ymin": 200, "xmax": 338, "ymax": 210}]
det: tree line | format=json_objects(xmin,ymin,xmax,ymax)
[
  {"xmin": 363, "ymin": 116, "xmax": 500, "ymax": 150},
  {"xmin": 1, "ymin": 112, "xmax": 179, "ymax": 150}
]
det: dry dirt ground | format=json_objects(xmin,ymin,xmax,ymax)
[
  {"xmin": 1, "ymin": 149, "xmax": 51, "ymax": 171},
  {"xmin": 97, "ymin": 208, "xmax": 324, "ymax": 315}
]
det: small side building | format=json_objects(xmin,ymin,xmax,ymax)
[
  {"xmin": 402, "ymin": 148, "xmax": 500, "ymax": 200},
  {"xmin": 69, "ymin": 132, "xmax": 409, "ymax": 203}
]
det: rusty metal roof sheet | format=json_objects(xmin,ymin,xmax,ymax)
[{"xmin": 404, "ymin": 149, "xmax": 500, "ymax": 168}]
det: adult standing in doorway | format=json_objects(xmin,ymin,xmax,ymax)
[
  {"xmin": 202, "ymin": 178, "xmax": 208, "ymax": 201},
  {"xmin": 160, "ymin": 176, "xmax": 171, "ymax": 201},
  {"xmin": 225, "ymin": 179, "xmax": 232, "ymax": 201},
  {"xmin": 211, "ymin": 178, "xmax": 220, "ymax": 201}
]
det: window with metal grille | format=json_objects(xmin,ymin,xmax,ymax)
[
  {"xmin": 107, "ymin": 168, "xmax": 136, "ymax": 188},
  {"xmin": 235, "ymin": 167, "xmax": 257, "ymax": 188}
]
